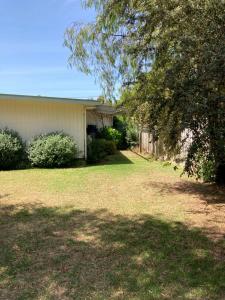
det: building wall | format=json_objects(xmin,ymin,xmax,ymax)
[
  {"xmin": 86, "ymin": 110, "xmax": 113, "ymax": 128},
  {"xmin": 0, "ymin": 99, "xmax": 86, "ymax": 157}
]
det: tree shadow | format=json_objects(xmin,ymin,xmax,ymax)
[
  {"xmin": 1, "ymin": 204, "xmax": 225, "ymax": 299},
  {"xmin": 143, "ymin": 180, "xmax": 225, "ymax": 205}
]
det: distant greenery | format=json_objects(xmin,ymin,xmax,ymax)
[
  {"xmin": 0, "ymin": 129, "xmax": 25, "ymax": 170},
  {"xmin": 113, "ymin": 116, "xmax": 128, "ymax": 149},
  {"xmin": 113, "ymin": 116, "xmax": 139, "ymax": 149},
  {"xmin": 65, "ymin": 0, "xmax": 225, "ymax": 185},
  {"xmin": 97, "ymin": 123, "xmax": 139, "ymax": 150},
  {"xmin": 28, "ymin": 132, "xmax": 78, "ymax": 168},
  {"xmin": 98, "ymin": 127, "xmax": 122, "ymax": 148}
]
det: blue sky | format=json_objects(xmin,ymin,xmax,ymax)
[{"xmin": 0, "ymin": 0, "xmax": 101, "ymax": 99}]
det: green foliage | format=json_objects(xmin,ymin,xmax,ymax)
[
  {"xmin": 87, "ymin": 139, "xmax": 107, "ymax": 163},
  {"xmin": 98, "ymin": 127, "xmax": 122, "ymax": 147},
  {"xmin": 113, "ymin": 116, "xmax": 128, "ymax": 149},
  {"xmin": 126, "ymin": 124, "xmax": 139, "ymax": 148},
  {"xmin": 87, "ymin": 138, "xmax": 116, "ymax": 163},
  {"xmin": 65, "ymin": 0, "xmax": 225, "ymax": 184},
  {"xmin": 201, "ymin": 160, "xmax": 216, "ymax": 183},
  {"xmin": 185, "ymin": 148, "xmax": 216, "ymax": 183},
  {"xmin": 104, "ymin": 140, "xmax": 117, "ymax": 155},
  {"xmin": 0, "ymin": 129, "xmax": 25, "ymax": 170},
  {"xmin": 97, "ymin": 95, "xmax": 112, "ymax": 104},
  {"xmin": 113, "ymin": 116, "xmax": 139, "ymax": 149},
  {"xmin": 28, "ymin": 132, "xmax": 78, "ymax": 168}
]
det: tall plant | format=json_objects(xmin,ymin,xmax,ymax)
[{"xmin": 65, "ymin": 0, "xmax": 225, "ymax": 185}]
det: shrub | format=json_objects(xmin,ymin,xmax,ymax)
[
  {"xmin": 126, "ymin": 124, "xmax": 139, "ymax": 148},
  {"xmin": 197, "ymin": 158, "xmax": 216, "ymax": 183},
  {"xmin": 0, "ymin": 129, "xmax": 25, "ymax": 170},
  {"xmin": 113, "ymin": 116, "xmax": 129, "ymax": 149},
  {"xmin": 87, "ymin": 138, "xmax": 116, "ymax": 163},
  {"xmin": 104, "ymin": 140, "xmax": 117, "ymax": 155},
  {"xmin": 28, "ymin": 132, "xmax": 78, "ymax": 168},
  {"xmin": 87, "ymin": 139, "xmax": 107, "ymax": 163},
  {"xmin": 188, "ymin": 150, "xmax": 216, "ymax": 183},
  {"xmin": 98, "ymin": 127, "xmax": 122, "ymax": 147},
  {"xmin": 201, "ymin": 160, "xmax": 216, "ymax": 182}
]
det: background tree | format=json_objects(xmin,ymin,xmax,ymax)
[
  {"xmin": 97, "ymin": 95, "xmax": 112, "ymax": 104},
  {"xmin": 65, "ymin": 0, "xmax": 225, "ymax": 185}
]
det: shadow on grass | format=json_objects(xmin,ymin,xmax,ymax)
[
  {"xmin": 53, "ymin": 151, "xmax": 134, "ymax": 169},
  {"xmin": 84, "ymin": 151, "xmax": 134, "ymax": 168},
  {"xmin": 1, "ymin": 204, "xmax": 225, "ymax": 300},
  {"xmin": 144, "ymin": 180, "xmax": 225, "ymax": 205},
  {"xmin": 105, "ymin": 151, "xmax": 134, "ymax": 165}
]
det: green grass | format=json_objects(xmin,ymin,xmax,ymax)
[{"xmin": 0, "ymin": 151, "xmax": 225, "ymax": 300}]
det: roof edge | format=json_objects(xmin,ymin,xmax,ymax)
[{"xmin": 0, "ymin": 93, "xmax": 100, "ymax": 106}]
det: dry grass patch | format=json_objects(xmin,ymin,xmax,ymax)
[{"xmin": 0, "ymin": 151, "xmax": 225, "ymax": 300}]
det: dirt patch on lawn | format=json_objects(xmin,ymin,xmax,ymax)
[{"xmin": 143, "ymin": 179, "xmax": 225, "ymax": 240}]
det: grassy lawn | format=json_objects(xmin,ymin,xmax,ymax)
[{"xmin": 0, "ymin": 151, "xmax": 225, "ymax": 300}]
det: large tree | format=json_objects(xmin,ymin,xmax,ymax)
[{"xmin": 65, "ymin": 0, "xmax": 225, "ymax": 185}]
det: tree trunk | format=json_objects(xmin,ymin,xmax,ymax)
[{"xmin": 215, "ymin": 163, "xmax": 225, "ymax": 186}]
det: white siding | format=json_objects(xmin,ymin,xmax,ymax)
[
  {"xmin": 0, "ymin": 99, "xmax": 85, "ymax": 157},
  {"xmin": 86, "ymin": 110, "xmax": 113, "ymax": 129}
]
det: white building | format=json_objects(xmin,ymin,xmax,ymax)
[{"xmin": 0, "ymin": 94, "xmax": 115, "ymax": 158}]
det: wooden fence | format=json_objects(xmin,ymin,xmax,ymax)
[
  {"xmin": 139, "ymin": 130, "xmax": 165, "ymax": 158},
  {"xmin": 138, "ymin": 129, "xmax": 191, "ymax": 161}
]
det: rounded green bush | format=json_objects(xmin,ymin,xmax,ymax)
[
  {"xmin": 0, "ymin": 129, "xmax": 25, "ymax": 170},
  {"xmin": 87, "ymin": 138, "xmax": 117, "ymax": 163},
  {"xmin": 28, "ymin": 132, "xmax": 78, "ymax": 168},
  {"xmin": 87, "ymin": 139, "xmax": 107, "ymax": 163}
]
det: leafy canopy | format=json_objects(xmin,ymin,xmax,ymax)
[{"xmin": 65, "ymin": 0, "xmax": 225, "ymax": 184}]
